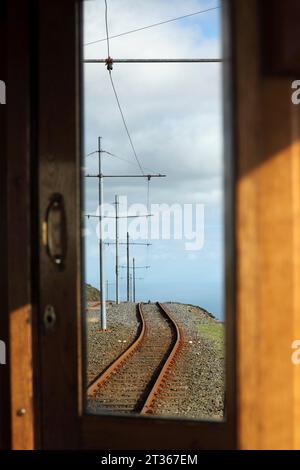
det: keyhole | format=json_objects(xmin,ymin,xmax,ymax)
[{"xmin": 44, "ymin": 305, "xmax": 56, "ymax": 330}]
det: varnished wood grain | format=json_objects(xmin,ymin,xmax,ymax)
[
  {"xmin": 0, "ymin": 0, "xmax": 10, "ymax": 451},
  {"xmin": 8, "ymin": 0, "xmax": 300, "ymax": 451},
  {"xmin": 261, "ymin": 0, "xmax": 300, "ymax": 75},
  {"xmin": 82, "ymin": 415, "xmax": 230, "ymax": 450},
  {"xmin": 291, "ymin": 106, "xmax": 300, "ymax": 449},
  {"xmin": 6, "ymin": 0, "xmax": 35, "ymax": 450},
  {"xmin": 37, "ymin": 0, "xmax": 236, "ymax": 450},
  {"xmin": 38, "ymin": 0, "xmax": 82, "ymax": 449},
  {"xmin": 81, "ymin": 0, "xmax": 237, "ymax": 450},
  {"xmin": 234, "ymin": 0, "xmax": 300, "ymax": 450}
]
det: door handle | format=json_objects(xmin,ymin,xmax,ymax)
[{"xmin": 42, "ymin": 193, "xmax": 67, "ymax": 267}]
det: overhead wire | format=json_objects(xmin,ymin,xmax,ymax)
[
  {"xmin": 86, "ymin": 149, "xmax": 155, "ymax": 172},
  {"xmin": 108, "ymin": 74, "xmax": 145, "ymax": 175},
  {"xmin": 103, "ymin": 150, "xmax": 160, "ymax": 174},
  {"xmin": 86, "ymin": 150, "xmax": 98, "ymax": 157},
  {"xmin": 104, "ymin": 0, "xmax": 145, "ymax": 175},
  {"xmin": 104, "ymin": 0, "xmax": 110, "ymax": 58},
  {"xmin": 85, "ymin": 5, "xmax": 221, "ymax": 46}
]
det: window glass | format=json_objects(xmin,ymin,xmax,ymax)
[{"xmin": 83, "ymin": 0, "xmax": 224, "ymax": 421}]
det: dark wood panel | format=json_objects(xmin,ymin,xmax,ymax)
[
  {"xmin": 38, "ymin": 0, "xmax": 82, "ymax": 449},
  {"xmin": 3, "ymin": 0, "xmax": 300, "ymax": 450},
  {"xmin": 5, "ymin": 0, "xmax": 35, "ymax": 450},
  {"xmin": 233, "ymin": 0, "xmax": 299, "ymax": 449},
  {"xmin": 80, "ymin": 0, "xmax": 237, "ymax": 450},
  {"xmin": 36, "ymin": 0, "xmax": 236, "ymax": 450},
  {"xmin": 261, "ymin": 0, "xmax": 300, "ymax": 75},
  {"xmin": 0, "ymin": 0, "xmax": 10, "ymax": 451},
  {"xmin": 82, "ymin": 416, "xmax": 230, "ymax": 450}
]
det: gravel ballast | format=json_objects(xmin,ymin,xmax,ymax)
[
  {"xmin": 86, "ymin": 302, "xmax": 139, "ymax": 385},
  {"xmin": 153, "ymin": 302, "xmax": 225, "ymax": 420},
  {"xmin": 88, "ymin": 303, "xmax": 175, "ymax": 415},
  {"xmin": 85, "ymin": 301, "xmax": 224, "ymax": 421}
]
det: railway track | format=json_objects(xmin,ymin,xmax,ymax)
[
  {"xmin": 86, "ymin": 301, "xmax": 101, "ymax": 310},
  {"xmin": 87, "ymin": 302, "xmax": 182, "ymax": 415}
]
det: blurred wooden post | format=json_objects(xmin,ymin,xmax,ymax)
[{"xmin": 233, "ymin": 0, "xmax": 300, "ymax": 450}]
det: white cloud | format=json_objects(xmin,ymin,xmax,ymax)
[
  {"xmin": 83, "ymin": 0, "xmax": 223, "ymax": 208},
  {"xmin": 83, "ymin": 0, "xmax": 224, "ymax": 314}
]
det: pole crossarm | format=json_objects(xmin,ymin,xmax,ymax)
[
  {"xmin": 120, "ymin": 265, "xmax": 150, "ymax": 269},
  {"xmin": 105, "ymin": 242, "xmax": 152, "ymax": 246},
  {"xmin": 120, "ymin": 277, "xmax": 144, "ymax": 280},
  {"xmin": 120, "ymin": 277, "xmax": 144, "ymax": 279},
  {"xmin": 84, "ymin": 58, "xmax": 222, "ymax": 63},
  {"xmin": 85, "ymin": 174, "xmax": 166, "ymax": 178},
  {"xmin": 85, "ymin": 135, "xmax": 165, "ymax": 306},
  {"xmin": 107, "ymin": 214, "xmax": 153, "ymax": 218},
  {"xmin": 85, "ymin": 214, "xmax": 153, "ymax": 219}
]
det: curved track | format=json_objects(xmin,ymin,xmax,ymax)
[{"xmin": 87, "ymin": 302, "xmax": 182, "ymax": 414}]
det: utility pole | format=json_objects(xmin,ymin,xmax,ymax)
[
  {"xmin": 120, "ymin": 274, "xmax": 143, "ymax": 303},
  {"xmin": 85, "ymin": 138, "xmax": 165, "ymax": 315},
  {"xmin": 106, "ymin": 280, "xmax": 109, "ymax": 300},
  {"xmin": 120, "ymin": 263, "xmax": 150, "ymax": 303},
  {"xmin": 105, "ymin": 234, "xmax": 151, "ymax": 303},
  {"xmin": 98, "ymin": 136, "xmax": 106, "ymax": 330},
  {"xmin": 133, "ymin": 257, "xmax": 136, "ymax": 303},
  {"xmin": 124, "ymin": 233, "xmax": 150, "ymax": 302},
  {"xmin": 115, "ymin": 195, "xmax": 119, "ymax": 304},
  {"xmin": 127, "ymin": 232, "xmax": 130, "ymax": 302}
]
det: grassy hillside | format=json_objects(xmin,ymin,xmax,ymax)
[
  {"xmin": 85, "ymin": 283, "xmax": 100, "ymax": 302},
  {"xmin": 198, "ymin": 322, "xmax": 224, "ymax": 356}
]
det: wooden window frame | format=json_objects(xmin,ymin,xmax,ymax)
[
  {"xmin": 2, "ymin": 0, "xmax": 237, "ymax": 450},
  {"xmin": 0, "ymin": 0, "xmax": 10, "ymax": 451},
  {"xmin": 0, "ymin": 0, "xmax": 38, "ymax": 450},
  {"xmin": 3, "ymin": 0, "xmax": 300, "ymax": 450},
  {"xmin": 37, "ymin": 0, "xmax": 236, "ymax": 450}
]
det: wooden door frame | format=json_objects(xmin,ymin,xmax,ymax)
[
  {"xmin": 235, "ymin": 0, "xmax": 300, "ymax": 449},
  {"xmin": 1, "ymin": 0, "xmax": 237, "ymax": 450},
  {"xmin": 11, "ymin": 0, "xmax": 300, "ymax": 450},
  {"xmin": 37, "ymin": 0, "xmax": 83, "ymax": 450},
  {"xmin": 0, "ymin": 0, "xmax": 10, "ymax": 450},
  {"xmin": 37, "ymin": 0, "xmax": 237, "ymax": 450},
  {"xmin": 0, "ymin": 0, "xmax": 39, "ymax": 450}
]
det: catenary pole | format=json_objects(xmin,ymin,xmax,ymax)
[
  {"xmin": 115, "ymin": 195, "xmax": 119, "ymax": 304},
  {"xmin": 127, "ymin": 232, "xmax": 130, "ymax": 302},
  {"xmin": 86, "ymin": 140, "xmax": 165, "ymax": 313},
  {"xmin": 129, "ymin": 274, "xmax": 132, "ymax": 302},
  {"xmin": 133, "ymin": 258, "xmax": 136, "ymax": 303},
  {"xmin": 98, "ymin": 137, "xmax": 106, "ymax": 329}
]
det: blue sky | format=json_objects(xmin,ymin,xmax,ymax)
[{"xmin": 83, "ymin": 0, "xmax": 224, "ymax": 319}]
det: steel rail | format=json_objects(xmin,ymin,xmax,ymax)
[
  {"xmin": 87, "ymin": 302, "xmax": 182, "ymax": 415},
  {"xmin": 89, "ymin": 301, "xmax": 101, "ymax": 308},
  {"xmin": 87, "ymin": 303, "xmax": 146, "ymax": 396},
  {"xmin": 140, "ymin": 302, "xmax": 182, "ymax": 414}
]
